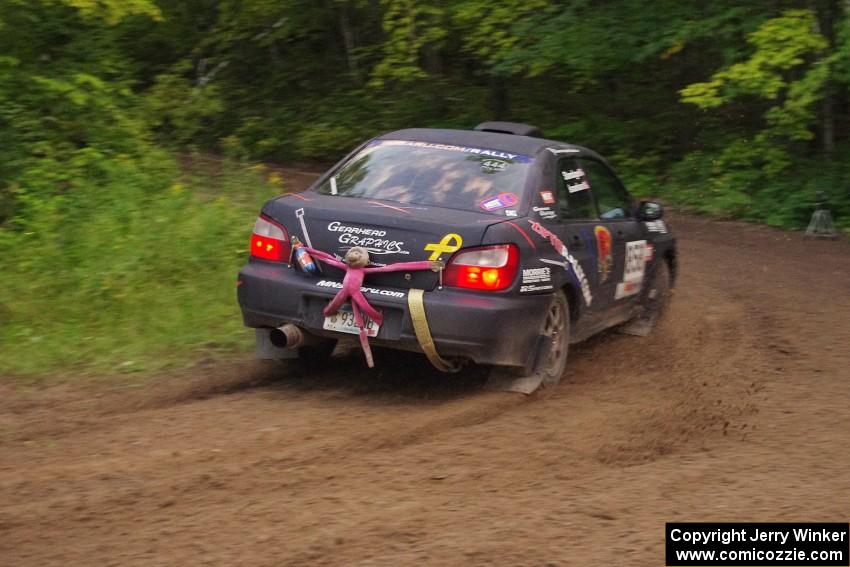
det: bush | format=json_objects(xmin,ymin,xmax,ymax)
[{"xmin": 0, "ymin": 156, "xmax": 280, "ymax": 377}]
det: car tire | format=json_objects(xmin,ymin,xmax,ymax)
[
  {"xmin": 539, "ymin": 290, "xmax": 571, "ymax": 386},
  {"xmin": 642, "ymin": 260, "xmax": 672, "ymax": 327},
  {"xmin": 485, "ymin": 290, "xmax": 570, "ymax": 393}
]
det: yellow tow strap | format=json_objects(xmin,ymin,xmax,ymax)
[{"xmin": 408, "ymin": 289, "xmax": 460, "ymax": 373}]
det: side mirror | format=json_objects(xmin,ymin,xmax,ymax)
[{"xmin": 638, "ymin": 201, "xmax": 663, "ymax": 221}]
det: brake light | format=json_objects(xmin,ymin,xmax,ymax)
[
  {"xmin": 250, "ymin": 216, "xmax": 290, "ymax": 262},
  {"xmin": 443, "ymin": 244, "xmax": 519, "ymax": 291}
]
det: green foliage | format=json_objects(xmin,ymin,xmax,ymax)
[
  {"xmin": 451, "ymin": 0, "xmax": 548, "ymax": 75},
  {"xmin": 143, "ymin": 66, "xmax": 226, "ymax": 147},
  {"xmin": 832, "ymin": 17, "xmax": 850, "ymax": 85},
  {"xmin": 295, "ymin": 122, "xmax": 362, "ymax": 160},
  {"xmin": 370, "ymin": 0, "xmax": 448, "ymax": 88},
  {"xmin": 681, "ymin": 10, "xmax": 827, "ymax": 107},
  {"xmin": 680, "ymin": 9, "xmax": 830, "ymax": 145},
  {"xmin": 0, "ymin": 0, "xmax": 160, "ymax": 225},
  {"xmin": 62, "ymin": 0, "xmax": 162, "ymax": 24},
  {"xmin": 675, "ymin": 8, "xmax": 849, "ymax": 227},
  {"xmin": 2, "ymin": 0, "xmax": 850, "ymax": 378},
  {"xmin": 664, "ymin": 144, "xmax": 850, "ymax": 228}
]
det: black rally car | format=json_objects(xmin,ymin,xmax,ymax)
[{"xmin": 237, "ymin": 122, "xmax": 676, "ymax": 384}]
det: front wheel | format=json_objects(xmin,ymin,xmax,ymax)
[
  {"xmin": 642, "ymin": 260, "xmax": 672, "ymax": 326},
  {"xmin": 620, "ymin": 260, "xmax": 672, "ymax": 337}
]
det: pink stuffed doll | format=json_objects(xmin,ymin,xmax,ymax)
[{"xmin": 304, "ymin": 245, "xmax": 439, "ymax": 367}]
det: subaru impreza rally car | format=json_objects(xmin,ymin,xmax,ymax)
[{"xmin": 237, "ymin": 122, "xmax": 676, "ymax": 386}]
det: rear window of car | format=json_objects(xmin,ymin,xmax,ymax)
[{"xmin": 316, "ymin": 139, "xmax": 533, "ymax": 215}]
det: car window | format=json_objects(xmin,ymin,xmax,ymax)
[
  {"xmin": 557, "ymin": 159, "xmax": 595, "ymax": 219},
  {"xmin": 315, "ymin": 140, "xmax": 534, "ymax": 216},
  {"xmin": 578, "ymin": 159, "xmax": 633, "ymax": 220}
]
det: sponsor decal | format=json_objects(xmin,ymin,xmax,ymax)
[
  {"xmin": 528, "ymin": 221, "xmax": 593, "ymax": 306},
  {"xmin": 521, "ymin": 284, "xmax": 554, "ymax": 293},
  {"xmin": 522, "ymin": 267, "xmax": 552, "ymax": 284},
  {"xmin": 547, "ymin": 148, "xmax": 580, "ymax": 155},
  {"xmin": 315, "ymin": 279, "xmax": 406, "ymax": 299},
  {"xmin": 580, "ymin": 227, "xmax": 597, "ymax": 264},
  {"xmin": 624, "ymin": 240, "xmax": 649, "ymax": 280},
  {"xmin": 567, "ymin": 180, "xmax": 590, "ymax": 193},
  {"xmin": 327, "ymin": 221, "xmax": 387, "ymax": 237},
  {"xmin": 540, "ymin": 258, "xmax": 591, "ymax": 305},
  {"xmin": 644, "ymin": 220, "xmax": 668, "ymax": 234},
  {"xmin": 505, "ymin": 209, "xmax": 518, "ymax": 217},
  {"xmin": 539, "ymin": 190, "xmax": 556, "ymax": 205},
  {"xmin": 533, "ymin": 206, "xmax": 557, "ymax": 220},
  {"xmin": 562, "ymin": 167, "xmax": 589, "ymax": 193},
  {"xmin": 480, "ymin": 192, "xmax": 519, "ymax": 212},
  {"xmin": 327, "ymin": 221, "xmax": 408, "ymax": 255},
  {"xmin": 561, "ymin": 168, "xmax": 585, "ymax": 182},
  {"xmin": 614, "ymin": 240, "xmax": 649, "ymax": 299},
  {"xmin": 481, "ymin": 159, "xmax": 508, "ymax": 173},
  {"xmin": 377, "ymin": 139, "xmax": 532, "ymax": 162},
  {"xmin": 593, "ymin": 226, "xmax": 613, "ymax": 283},
  {"xmin": 520, "ymin": 268, "xmax": 553, "ymax": 292},
  {"xmin": 424, "ymin": 233, "xmax": 463, "ymax": 261}
]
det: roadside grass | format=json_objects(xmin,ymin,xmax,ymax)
[{"xmin": 0, "ymin": 156, "xmax": 282, "ymax": 380}]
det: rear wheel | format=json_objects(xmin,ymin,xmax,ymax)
[
  {"xmin": 487, "ymin": 290, "xmax": 571, "ymax": 393},
  {"xmin": 540, "ymin": 290, "xmax": 571, "ymax": 386}
]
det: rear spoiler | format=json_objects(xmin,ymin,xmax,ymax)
[{"xmin": 474, "ymin": 121, "xmax": 543, "ymax": 138}]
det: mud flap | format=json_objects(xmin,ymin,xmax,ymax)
[
  {"xmin": 485, "ymin": 335, "xmax": 551, "ymax": 395},
  {"xmin": 618, "ymin": 316, "xmax": 655, "ymax": 337}
]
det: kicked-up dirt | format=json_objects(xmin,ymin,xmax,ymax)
[{"xmin": 1, "ymin": 209, "xmax": 849, "ymax": 566}]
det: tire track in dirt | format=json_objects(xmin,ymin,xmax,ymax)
[
  {"xmin": 0, "ymin": 365, "xmax": 530, "ymax": 533},
  {"xmin": 1, "ymin": 270, "xmax": 764, "ymax": 565}
]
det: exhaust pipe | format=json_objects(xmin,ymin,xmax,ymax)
[{"xmin": 269, "ymin": 324, "xmax": 313, "ymax": 350}]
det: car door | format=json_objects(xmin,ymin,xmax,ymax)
[
  {"xmin": 540, "ymin": 157, "xmax": 604, "ymax": 321},
  {"xmin": 575, "ymin": 158, "xmax": 645, "ymax": 319}
]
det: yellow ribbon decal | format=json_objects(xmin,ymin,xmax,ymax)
[{"xmin": 424, "ymin": 233, "xmax": 463, "ymax": 261}]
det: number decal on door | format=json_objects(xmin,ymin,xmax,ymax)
[{"xmin": 616, "ymin": 240, "xmax": 648, "ymax": 299}]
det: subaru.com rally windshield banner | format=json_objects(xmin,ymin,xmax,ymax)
[{"xmin": 371, "ymin": 139, "xmax": 534, "ymax": 163}]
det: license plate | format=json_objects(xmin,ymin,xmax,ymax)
[{"xmin": 323, "ymin": 305, "xmax": 380, "ymax": 337}]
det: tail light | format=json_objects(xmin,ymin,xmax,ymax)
[
  {"xmin": 250, "ymin": 216, "xmax": 290, "ymax": 262},
  {"xmin": 443, "ymin": 244, "xmax": 519, "ymax": 291}
]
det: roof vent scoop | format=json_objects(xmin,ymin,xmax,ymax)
[{"xmin": 473, "ymin": 121, "xmax": 543, "ymax": 138}]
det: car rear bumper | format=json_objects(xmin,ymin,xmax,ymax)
[{"xmin": 237, "ymin": 261, "xmax": 550, "ymax": 368}]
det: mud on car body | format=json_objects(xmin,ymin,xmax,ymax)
[{"xmin": 237, "ymin": 122, "xmax": 677, "ymax": 384}]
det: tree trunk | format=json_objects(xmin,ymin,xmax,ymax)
[
  {"xmin": 822, "ymin": 89, "xmax": 835, "ymax": 153},
  {"xmin": 491, "ymin": 76, "xmax": 509, "ymax": 120},
  {"xmin": 813, "ymin": 0, "xmax": 839, "ymax": 154},
  {"xmin": 339, "ymin": 5, "xmax": 362, "ymax": 86}
]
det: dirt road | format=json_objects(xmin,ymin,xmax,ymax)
[{"xmin": 2, "ymin": 210, "xmax": 849, "ymax": 566}]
